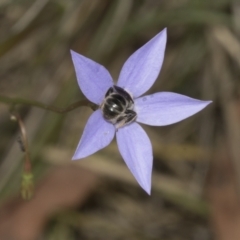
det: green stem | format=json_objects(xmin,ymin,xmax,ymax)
[
  {"xmin": 10, "ymin": 113, "xmax": 34, "ymax": 200},
  {"xmin": 0, "ymin": 95, "xmax": 98, "ymax": 113}
]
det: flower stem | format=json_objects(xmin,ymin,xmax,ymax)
[
  {"xmin": 10, "ymin": 113, "xmax": 34, "ymax": 200},
  {"xmin": 0, "ymin": 95, "xmax": 98, "ymax": 113}
]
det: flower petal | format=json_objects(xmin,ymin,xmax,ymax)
[
  {"xmin": 116, "ymin": 123, "xmax": 153, "ymax": 194},
  {"xmin": 135, "ymin": 92, "xmax": 212, "ymax": 126},
  {"xmin": 71, "ymin": 50, "xmax": 114, "ymax": 105},
  {"xmin": 117, "ymin": 28, "xmax": 167, "ymax": 98},
  {"xmin": 72, "ymin": 109, "xmax": 115, "ymax": 159}
]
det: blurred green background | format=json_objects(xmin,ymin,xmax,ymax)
[{"xmin": 0, "ymin": 0, "xmax": 240, "ymax": 239}]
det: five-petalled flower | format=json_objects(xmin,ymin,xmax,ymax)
[{"xmin": 70, "ymin": 28, "xmax": 212, "ymax": 194}]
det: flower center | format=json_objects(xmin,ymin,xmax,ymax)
[{"xmin": 100, "ymin": 85, "xmax": 137, "ymax": 128}]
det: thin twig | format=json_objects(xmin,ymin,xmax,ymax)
[
  {"xmin": 0, "ymin": 95, "xmax": 98, "ymax": 113},
  {"xmin": 10, "ymin": 114, "xmax": 34, "ymax": 199},
  {"xmin": 10, "ymin": 114, "xmax": 30, "ymax": 171}
]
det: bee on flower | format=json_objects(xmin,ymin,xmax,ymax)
[{"xmin": 70, "ymin": 28, "xmax": 212, "ymax": 194}]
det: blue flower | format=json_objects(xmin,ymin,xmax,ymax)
[{"xmin": 70, "ymin": 28, "xmax": 211, "ymax": 194}]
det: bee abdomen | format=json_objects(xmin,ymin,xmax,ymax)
[
  {"xmin": 101, "ymin": 86, "xmax": 137, "ymax": 127},
  {"xmin": 102, "ymin": 95, "xmax": 125, "ymax": 119}
]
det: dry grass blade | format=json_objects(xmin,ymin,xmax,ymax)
[
  {"xmin": 11, "ymin": 0, "xmax": 50, "ymax": 34},
  {"xmin": 1, "ymin": 0, "xmax": 238, "ymax": 239},
  {"xmin": 212, "ymin": 26, "xmax": 240, "ymax": 68},
  {"xmin": 44, "ymin": 147, "xmax": 208, "ymax": 217},
  {"xmin": 209, "ymin": 28, "xmax": 240, "ymax": 194}
]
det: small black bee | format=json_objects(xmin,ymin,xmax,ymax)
[{"xmin": 101, "ymin": 85, "xmax": 137, "ymax": 128}]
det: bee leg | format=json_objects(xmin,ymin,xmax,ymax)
[
  {"xmin": 115, "ymin": 110, "xmax": 137, "ymax": 129},
  {"xmin": 124, "ymin": 110, "xmax": 137, "ymax": 125},
  {"xmin": 115, "ymin": 116, "xmax": 125, "ymax": 129}
]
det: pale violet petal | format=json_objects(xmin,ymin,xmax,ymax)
[
  {"xmin": 71, "ymin": 50, "xmax": 114, "ymax": 105},
  {"xmin": 116, "ymin": 123, "xmax": 153, "ymax": 194},
  {"xmin": 135, "ymin": 92, "xmax": 212, "ymax": 126},
  {"xmin": 117, "ymin": 28, "xmax": 167, "ymax": 98},
  {"xmin": 72, "ymin": 109, "xmax": 115, "ymax": 159}
]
